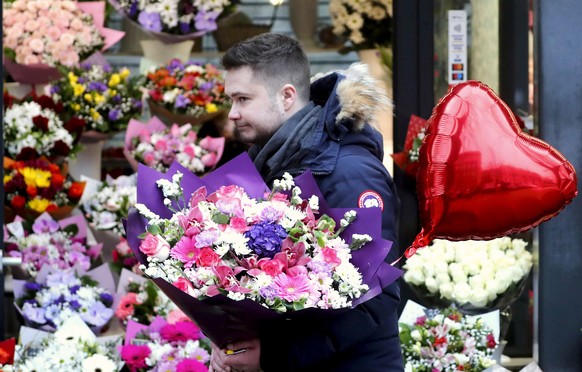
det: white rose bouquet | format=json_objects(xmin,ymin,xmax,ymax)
[{"xmin": 403, "ymin": 237, "xmax": 533, "ymax": 311}]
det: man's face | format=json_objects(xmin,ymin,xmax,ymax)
[{"xmin": 225, "ymin": 66, "xmax": 285, "ymax": 145}]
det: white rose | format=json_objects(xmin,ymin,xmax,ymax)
[
  {"xmin": 452, "ymin": 282, "xmax": 471, "ymax": 304},
  {"xmin": 425, "ymin": 276, "xmax": 438, "ymax": 294},
  {"xmin": 403, "ymin": 269, "xmax": 425, "ymax": 286},
  {"xmin": 469, "ymin": 288, "xmax": 489, "ymax": 307},
  {"xmin": 439, "ymin": 282, "xmax": 454, "ymax": 300},
  {"xmin": 410, "ymin": 330, "xmax": 421, "ymax": 341}
]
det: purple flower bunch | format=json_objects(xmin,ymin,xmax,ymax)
[
  {"xmin": 14, "ymin": 268, "xmax": 115, "ymax": 332},
  {"xmin": 112, "ymin": 0, "xmax": 234, "ymax": 36},
  {"xmin": 245, "ymin": 221, "xmax": 287, "ymax": 258},
  {"xmin": 50, "ymin": 62, "xmax": 143, "ymax": 134}
]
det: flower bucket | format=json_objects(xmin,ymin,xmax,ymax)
[{"xmin": 139, "ymin": 39, "xmax": 194, "ymax": 73}]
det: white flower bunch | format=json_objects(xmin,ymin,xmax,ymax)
[
  {"xmin": 81, "ymin": 174, "xmax": 137, "ymax": 235},
  {"xmin": 403, "ymin": 237, "xmax": 532, "ymax": 308}
]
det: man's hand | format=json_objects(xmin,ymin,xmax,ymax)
[{"xmin": 209, "ymin": 339, "xmax": 262, "ymax": 372}]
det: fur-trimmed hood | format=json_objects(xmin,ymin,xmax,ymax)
[{"xmin": 310, "ymin": 62, "xmax": 392, "ymax": 132}]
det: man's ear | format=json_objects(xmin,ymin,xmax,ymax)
[{"xmin": 281, "ymin": 84, "xmax": 297, "ymax": 111}]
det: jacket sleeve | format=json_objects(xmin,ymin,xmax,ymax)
[{"xmin": 259, "ymin": 153, "xmax": 401, "ymax": 371}]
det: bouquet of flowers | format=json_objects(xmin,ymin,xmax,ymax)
[
  {"xmin": 108, "ymin": 0, "xmax": 234, "ymax": 41},
  {"xmin": 50, "ymin": 62, "xmax": 144, "ymax": 137},
  {"xmin": 143, "ymin": 59, "xmax": 230, "ymax": 124},
  {"xmin": 80, "ymin": 174, "xmax": 137, "ymax": 236},
  {"xmin": 13, "ymin": 264, "xmax": 116, "ymax": 334},
  {"xmin": 399, "ymin": 301, "xmax": 497, "ymax": 371},
  {"xmin": 124, "ymin": 117, "xmax": 225, "ymax": 174},
  {"xmin": 3, "ymin": 94, "xmax": 84, "ymax": 161},
  {"xmin": 329, "ymin": 0, "xmax": 393, "ymax": 53},
  {"xmin": 391, "ymin": 114, "xmax": 428, "ymax": 177},
  {"xmin": 126, "ymin": 153, "xmax": 401, "ymax": 346},
  {"xmin": 402, "ymin": 237, "xmax": 533, "ymax": 312},
  {"xmin": 0, "ymin": 338, "xmax": 16, "ymax": 371},
  {"xmin": 14, "ymin": 315, "xmax": 123, "ymax": 371},
  {"xmin": 120, "ymin": 316, "xmax": 211, "ymax": 371},
  {"xmin": 4, "ymin": 157, "xmax": 86, "ymax": 222},
  {"xmin": 114, "ymin": 269, "xmax": 185, "ymax": 327},
  {"xmin": 111, "ymin": 237, "xmax": 141, "ymax": 274},
  {"xmin": 3, "ymin": 212, "xmax": 103, "ymax": 279},
  {"xmin": 2, "ymin": 0, "xmax": 124, "ymax": 84}
]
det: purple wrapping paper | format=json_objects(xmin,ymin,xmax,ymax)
[{"xmin": 127, "ymin": 152, "xmax": 402, "ymax": 347}]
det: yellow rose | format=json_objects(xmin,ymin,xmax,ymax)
[
  {"xmin": 90, "ymin": 108, "xmax": 102, "ymax": 120},
  {"xmin": 73, "ymin": 84, "xmax": 85, "ymax": 96},
  {"xmin": 28, "ymin": 198, "xmax": 51, "ymax": 213},
  {"xmin": 119, "ymin": 68, "xmax": 130, "ymax": 79},
  {"xmin": 205, "ymin": 103, "xmax": 218, "ymax": 113},
  {"xmin": 108, "ymin": 74, "xmax": 121, "ymax": 87},
  {"xmin": 72, "ymin": 103, "xmax": 81, "ymax": 111},
  {"xmin": 20, "ymin": 167, "xmax": 51, "ymax": 188}
]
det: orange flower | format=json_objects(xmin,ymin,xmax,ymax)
[
  {"xmin": 51, "ymin": 172, "xmax": 65, "ymax": 188},
  {"xmin": 26, "ymin": 185, "xmax": 37, "ymax": 197},
  {"xmin": 45, "ymin": 204, "xmax": 58, "ymax": 212},
  {"xmin": 68, "ymin": 181, "xmax": 86, "ymax": 200}
]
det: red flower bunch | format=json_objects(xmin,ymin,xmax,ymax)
[{"xmin": 4, "ymin": 157, "xmax": 86, "ymax": 221}]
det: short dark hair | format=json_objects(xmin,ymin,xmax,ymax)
[{"xmin": 220, "ymin": 33, "xmax": 311, "ymax": 101}]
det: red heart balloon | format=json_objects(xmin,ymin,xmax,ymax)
[{"xmin": 408, "ymin": 81, "xmax": 578, "ymax": 257}]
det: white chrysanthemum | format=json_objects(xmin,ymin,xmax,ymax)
[
  {"xmin": 216, "ymin": 230, "xmax": 250, "ymax": 255},
  {"xmin": 280, "ymin": 206, "xmax": 307, "ymax": 229},
  {"xmin": 82, "ymin": 353, "xmax": 117, "ymax": 372},
  {"xmin": 227, "ymin": 291, "xmax": 246, "ymax": 301}
]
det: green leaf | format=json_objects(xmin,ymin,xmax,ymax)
[
  {"xmin": 147, "ymin": 224, "xmax": 162, "ymax": 235},
  {"xmin": 62, "ymin": 223, "xmax": 79, "ymax": 237},
  {"xmin": 212, "ymin": 212, "xmax": 230, "ymax": 225}
]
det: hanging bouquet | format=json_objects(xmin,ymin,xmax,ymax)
[
  {"xmin": 108, "ymin": 0, "xmax": 235, "ymax": 42},
  {"xmin": 3, "ymin": 94, "xmax": 84, "ymax": 161},
  {"xmin": 114, "ymin": 269, "xmax": 186, "ymax": 327},
  {"xmin": 126, "ymin": 153, "xmax": 401, "ymax": 346},
  {"xmin": 14, "ymin": 315, "xmax": 123, "ymax": 371},
  {"xmin": 50, "ymin": 62, "xmax": 144, "ymax": 137},
  {"xmin": 399, "ymin": 302, "xmax": 497, "ymax": 371},
  {"xmin": 13, "ymin": 264, "xmax": 116, "ymax": 334},
  {"xmin": 329, "ymin": 0, "xmax": 393, "ymax": 53},
  {"xmin": 3, "ymin": 157, "xmax": 86, "ymax": 222},
  {"xmin": 80, "ymin": 174, "xmax": 137, "ymax": 236},
  {"xmin": 120, "ymin": 316, "xmax": 211, "ymax": 371},
  {"xmin": 111, "ymin": 237, "xmax": 141, "ymax": 274},
  {"xmin": 402, "ymin": 237, "xmax": 533, "ymax": 312},
  {"xmin": 143, "ymin": 59, "xmax": 230, "ymax": 124},
  {"xmin": 2, "ymin": 0, "xmax": 124, "ymax": 84},
  {"xmin": 3, "ymin": 212, "xmax": 103, "ymax": 279},
  {"xmin": 124, "ymin": 117, "xmax": 225, "ymax": 174},
  {"xmin": 391, "ymin": 114, "xmax": 428, "ymax": 177}
]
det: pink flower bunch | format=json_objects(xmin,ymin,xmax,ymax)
[
  {"xmin": 120, "ymin": 317, "xmax": 211, "ymax": 372},
  {"xmin": 2, "ymin": 0, "xmax": 104, "ymax": 67},
  {"xmin": 128, "ymin": 123, "xmax": 225, "ymax": 174},
  {"xmin": 136, "ymin": 171, "xmax": 370, "ymax": 312},
  {"xmin": 4, "ymin": 213, "xmax": 102, "ymax": 279}
]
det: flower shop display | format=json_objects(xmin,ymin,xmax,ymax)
[
  {"xmin": 407, "ymin": 81, "xmax": 577, "ymax": 257},
  {"xmin": 3, "ymin": 212, "xmax": 103, "ymax": 279},
  {"xmin": 402, "ymin": 237, "xmax": 533, "ymax": 312},
  {"xmin": 50, "ymin": 62, "xmax": 144, "ymax": 139},
  {"xmin": 143, "ymin": 59, "xmax": 230, "ymax": 127},
  {"xmin": 124, "ymin": 117, "xmax": 225, "ymax": 174},
  {"xmin": 14, "ymin": 314, "xmax": 123, "ymax": 371},
  {"xmin": 399, "ymin": 300, "xmax": 498, "ymax": 371},
  {"xmin": 114, "ymin": 269, "xmax": 186, "ymax": 327},
  {"xmin": 108, "ymin": 0, "xmax": 235, "ymax": 42},
  {"xmin": 126, "ymin": 152, "xmax": 401, "ymax": 346},
  {"xmin": 391, "ymin": 114, "xmax": 427, "ymax": 177},
  {"xmin": 3, "ymin": 94, "xmax": 84, "ymax": 161},
  {"xmin": 329, "ymin": 0, "xmax": 393, "ymax": 53},
  {"xmin": 13, "ymin": 263, "xmax": 116, "ymax": 334},
  {"xmin": 2, "ymin": 0, "xmax": 124, "ymax": 84},
  {"xmin": 80, "ymin": 174, "xmax": 137, "ymax": 236},
  {"xmin": 3, "ymin": 157, "xmax": 86, "ymax": 222},
  {"xmin": 120, "ymin": 316, "xmax": 211, "ymax": 371}
]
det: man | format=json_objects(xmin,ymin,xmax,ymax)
[{"xmin": 209, "ymin": 33, "xmax": 403, "ymax": 372}]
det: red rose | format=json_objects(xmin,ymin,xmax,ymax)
[
  {"xmin": 32, "ymin": 115, "xmax": 50, "ymax": 132},
  {"xmin": 26, "ymin": 185, "xmax": 37, "ymax": 197},
  {"xmin": 52, "ymin": 140, "xmax": 71, "ymax": 156},
  {"xmin": 45, "ymin": 204, "xmax": 58, "ymax": 212},
  {"xmin": 67, "ymin": 182, "xmax": 85, "ymax": 200},
  {"xmin": 35, "ymin": 95, "xmax": 57, "ymax": 111},
  {"xmin": 16, "ymin": 147, "xmax": 38, "ymax": 161},
  {"xmin": 10, "ymin": 195, "xmax": 26, "ymax": 210},
  {"xmin": 196, "ymin": 247, "xmax": 221, "ymax": 267},
  {"xmin": 51, "ymin": 173, "xmax": 64, "ymax": 188},
  {"xmin": 64, "ymin": 116, "xmax": 86, "ymax": 133}
]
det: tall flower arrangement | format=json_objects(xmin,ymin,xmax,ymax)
[
  {"xmin": 50, "ymin": 63, "xmax": 143, "ymax": 136},
  {"xmin": 329, "ymin": 0, "xmax": 393, "ymax": 53},
  {"xmin": 109, "ymin": 0, "xmax": 234, "ymax": 39},
  {"xmin": 143, "ymin": 59, "xmax": 230, "ymax": 121},
  {"xmin": 402, "ymin": 237, "xmax": 533, "ymax": 311}
]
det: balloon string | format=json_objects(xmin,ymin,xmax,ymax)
[{"xmin": 391, "ymin": 253, "xmax": 406, "ymax": 266}]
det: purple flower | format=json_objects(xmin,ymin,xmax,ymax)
[
  {"xmin": 70, "ymin": 299, "xmax": 82, "ymax": 310},
  {"xmin": 70, "ymin": 284, "xmax": 81, "ymax": 294},
  {"xmin": 128, "ymin": 1, "xmax": 139, "ymax": 18},
  {"xmin": 112, "ymin": 95, "xmax": 122, "ymax": 104},
  {"xmin": 100, "ymin": 292, "xmax": 114, "ymax": 306},
  {"xmin": 259, "ymin": 205, "xmax": 283, "ymax": 223},
  {"xmin": 108, "ymin": 109, "xmax": 121, "ymax": 121},
  {"xmin": 195, "ymin": 10, "xmax": 220, "ymax": 32},
  {"xmin": 32, "ymin": 218, "xmax": 59, "ymax": 234},
  {"xmin": 244, "ymin": 222, "xmax": 287, "ymax": 258},
  {"xmin": 199, "ymin": 82, "xmax": 213, "ymax": 92},
  {"xmin": 138, "ymin": 12, "xmax": 162, "ymax": 32},
  {"xmin": 132, "ymin": 99, "xmax": 143, "ymax": 109},
  {"xmin": 175, "ymin": 94, "xmax": 190, "ymax": 108},
  {"xmin": 194, "ymin": 229, "xmax": 219, "ymax": 248},
  {"xmin": 81, "ymin": 301, "xmax": 113, "ymax": 327},
  {"xmin": 259, "ymin": 285, "xmax": 278, "ymax": 301},
  {"xmin": 24, "ymin": 282, "xmax": 42, "ymax": 292},
  {"xmin": 168, "ymin": 59, "xmax": 185, "ymax": 71},
  {"xmin": 50, "ymin": 85, "xmax": 60, "ymax": 94},
  {"xmin": 88, "ymin": 81, "xmax": 108, "ymax": 93},
  {"xmin": 179, "ymin": 21, "xmax": 192, "ymax": 34}
]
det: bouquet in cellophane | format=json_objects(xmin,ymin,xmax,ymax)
[{"xmin": 126, "ymin": 153, "xmax": 401, "ymax": 346}]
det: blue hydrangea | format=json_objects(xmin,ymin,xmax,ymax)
[{"xmin": 244, "ymin": 222, "xmax": 287, "ymax": 258}]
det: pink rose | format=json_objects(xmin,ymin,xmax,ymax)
[
  {"xmin": 139, "ymin": 232, "xmax": 170, "ymax": 261},
  {"xmin": 154, "ymin": 139, "xmax": 168, "ymax": 151},
  {"xmin": 196, "ymin": 247, "xmax": 220, "ymax": 267},
  {"xmin": 173, "ymin": 277, "xmax": 196, "ymax": 296},
  {"xmin": 24, "ymin": 19, "xmax": 39, "ymax": 32},
  {"xmin": 167, "ymin": 309, "xmax": 190, "ymax": 324},
  {"xmin": 29, "ymin": 38, "xmax": 44, "ymax": 54},
  {"xmin": 201, "ymin": 153, "xmax": 218, "ymax": 167},
  {"xmin": 229, "ymin": 217, "xmax": 248, "ymax": 233},
  {"xmin": 70, "ymin": 18, "xmax": 84, "ymax": 31},
  {"xmin": 143, "ymin": 152, "xmax": 156, "ymax": 165},
  {"xmin": 258, "ymin": 258, "xmax": 285, "ymax": 277}
]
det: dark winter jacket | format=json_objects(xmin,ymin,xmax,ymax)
[{"xmin": 249, "ymin": 64, "xmax": 403, "ymax": 371}]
